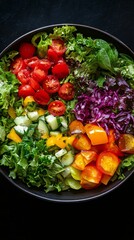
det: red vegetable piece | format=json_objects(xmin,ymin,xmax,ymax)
[
  {"xmin": 33, "ymin": 89, "xmax": 50, "ymax": 105},
  {"xmin": 19, "ymin": 42, "xmax": 36, "ymax": 59},
  {"xmin": 52, "ymin": 61, "xmax": 70, "ymax": 79},
  {"xmin": 58, "ymin": 82, "xmax": 75, "ymax": 100},
  {"xmin": 18, "ymin": 84, "xmax": 35, "ymax": 98},
  {"xmin": 43, "ymin": 75, "xmax": 60, "ymax": 94},
  {"xmin": 48, "ymin": 100, "xmax": 66, "ymax": 116}
]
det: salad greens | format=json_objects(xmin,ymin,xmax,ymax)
[{"xmin": 0, "ymin": 25, "xmax": 134, "ymax": 193}]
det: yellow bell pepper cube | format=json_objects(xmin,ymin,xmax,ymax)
[
  {"xmin": 37, "ymin": 108, "xmax": 46, "ymax": 116},
  {"xmin": 7, "ymin": 128, "xmax": 22, "ymax": 143},
  {"xmin": 23, "ymin": 96, "xmax": 35, "ymax": 107}
]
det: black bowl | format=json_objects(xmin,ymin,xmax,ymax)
[{"xmin": 0, "ymin": 23, "xmax": 134, "ymax": 202}]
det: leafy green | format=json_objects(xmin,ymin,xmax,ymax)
[
  {"xmin": 0, "ymin": 50, "xmax": 18, "ymax": 71},
  {"xmin": 114, "ymin": 53, "xmax": 134, "ymax": 88},
  {"xmin": 0, "ymin": 125, "xmax": 67, "ymax": 192},
  {"xmin": 50, "ymin": 25, "xmax": 77, "ymax": 41},
  {"xmin": 116, "ymin": 154, "xmax": 134, "ymax": 180},
  {"xmin": 32, "ymin": 32, "xmax": 52, "ymax": 58}
]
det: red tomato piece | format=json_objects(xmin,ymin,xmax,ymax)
[
  {"xmin": 10, "ymin": 57, "xmax": 25, "ymax": 75},
  {"xmin": 28, "ymin": 77, "xmax": 40, "ymax": 91},
  {"xmin": 18, "ymin": 84, "xmax": 35, "ymax": 98},
  {"xmin": 19, "ymin": 42, "xmax": 36, "ymax": 59},
  {"xmin": 47, "ymin": 48, "xmax": 59, "ymax": 64},
  {"xmin": 52, "ymin": 61, "xmax": 70, "ymax": 79},
  {"xmin": 48, "ymin": 100, "xmax": 66, "ymax": 116},
  {"xmin": 58, "ymin": 82, "xmax": 75, "ymax": 100},
  {"xmin": 42, "ymin": 75, "xmax": 60, "ymax": 94},
  {"xmin": 24, "ymin": 56, "xmax": 39, "ymax": 69},
  {"xmin": 96, "ymin": 151, "xmax": 120, "ymax": 176},
  {"xmin": 50, "ymin": 39, "xmax": 66, "ymax": 56},
  {"xmin": 31, "ymin": 67, "xmax": 47, "ymax": 83},
  {"xmin": 33, "ymin": 89, "xmax": 50, "ymax": 105},
  {"xmin": 17, "ymin": 69, "xmax": 31, "ymax": 84},
  {"xmin": 38, "ymin": 59, "xmax": 51, "ymax": 70}
]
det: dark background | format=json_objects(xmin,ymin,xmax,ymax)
[{"xmin": 0, "ymin": 0, "xmax": 134, "ymax": 239}]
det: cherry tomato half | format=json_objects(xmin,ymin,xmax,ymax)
[
  {"xmin": 18, "ymin": 84, "xmax": 35, "ymax": 98},
  {"xmin": 33, "ymin": 89, "xmax": 50, "ymax": 105},
  {"xmin": 24, "ymin": 56, "xmax": 39, "ymax": 69},
  {"xmin": 38, "ymin": 59, "xmax": 51, "ymax": 70},
  {"xmin": 47, "ymin": 48, "xmax": 59, "ymax": 64},
  {"xmin": 17, "ymin": 69, "xmax": 31, "ymax": 84},
  {"xmin": 52, "ymin": 61, "xmax": 70, "ymax": 79},
  {"xmin": 58, "ymin": 82, "xmax": 75, "ymax": 100},
  {"xmin": 31, "ymin": 67, "xmax": 47, "ymax": 83},
  {"xmin": 10, "ymin": 57, "xmax": 25, "ymax": 75},
  {"xmin": 50, "ymin": 39, "xmax": 66, "ymax": 56},
  {"xmin": 28, "ymin": 77, "xmax": 40, "ymax": 91},
  {"xmin": 19, "ymin": 42, "xmax": 36, "ymax": 59},
  {"xmin": 48, "ymin": 100, "xmax": 66, "ymax": 116},
  {"xmin": 43, "ymin": 75, "xmax": 60, "ymax": 94}
]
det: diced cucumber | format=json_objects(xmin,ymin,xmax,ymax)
[
  {"xmin": 69, "ymin": 166, "xmax": 81, "ymax": 180},
  {"xmin": 61, "ymin": 150, "xmax": 74, "ymax": 166},
  {"xmin": 38, "ymin": 119, "xmax": 49, "ymax": 135},
  {"xmin": 50, "ymin": 131, "xmax": 60, "ymax": 136},
  {"xmin": 39, "ymin": 115, "xmax": 45, "ymax": 121},
  {"xmin": 61, "ymin": 167, "xmax": 71, "ymax": 178},
  {"xmin": 27, "ymin": 111, "xmax": 39, "ymax": 121},
  {"xmin": 65, "ymin": 177, "xmax": 81, "ymax": 190},
  {"xmin": 14, "ymin": 125, "xmax": 28, "ymax": 135},
  {"xmin": 55, "ymin": 149, "xmax": 67, "ymax": 158},
  {"xmin": 45, "ymin": 114, "xmax": 59, "ymax": 130},
  {"xmin": 60, "ymin": 116, "xmax": 68, "ymax": 129},
  {"xmin": 14, "ymin": 115, "xmax": 32, "ymax": 126}
]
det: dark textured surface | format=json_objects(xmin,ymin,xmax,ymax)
[{"xmin": 0, "ymin": 0, "xmax": 134, "ymax": 239}]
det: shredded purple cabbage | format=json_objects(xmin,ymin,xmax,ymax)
[{"xmin": 73, "ymin": 76, "xmax": 134, "ymax": 139}]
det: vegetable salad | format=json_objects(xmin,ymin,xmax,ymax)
[{"xmin": 0, "ymin": 25, "xmax": 134, "ymax": 193}]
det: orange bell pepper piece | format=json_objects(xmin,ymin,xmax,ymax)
[
  {"xmin": 72, "ymin": 152, "xmax": 87, "ymax": 170},
  {"xmin": 80, "ymin": 178, "xmax": 99, "ymax": 190},
  {"xmin": 102, "ymin": 129, "xmax": 123, "ymax": 156},
  {"xmin": 81, "ymin": 164, "xmax": 102, "ymax": 184},
  {"xmin": 72, "ymin": 133, "xmax": 91, "ymax": 150},
  {"xmin": 69, "ymin": 120, "xmax": 85, "ymax": 134},
  {"xmin": 81, "ymin": 150, "xmax": 98, "ymax": 162},
  {"xmin": 96, "ymin": 151, "xmax": 120, "ymax": 176},
  {"xmin": 84, "ymin": 123, "xmax": 108, "ymax": 145},
  {"xmin": 101, "ymin": 174, "xmax": 112, "ymax": 185},
  {"xmin": 72, "ymin": 150, "xmax": 98, "ymax": 171}
]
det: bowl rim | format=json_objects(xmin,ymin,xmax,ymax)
[
  {"xmin": 0, "ymin": 23, "xmax": 134, "ymax": 55},
  {"xmin": 0, "ymin": 23, "xmax": 134, "ymax": 203},
  {"xmin": 0, "ymin": 167, "xmax": 134, "ymax": 203}
]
